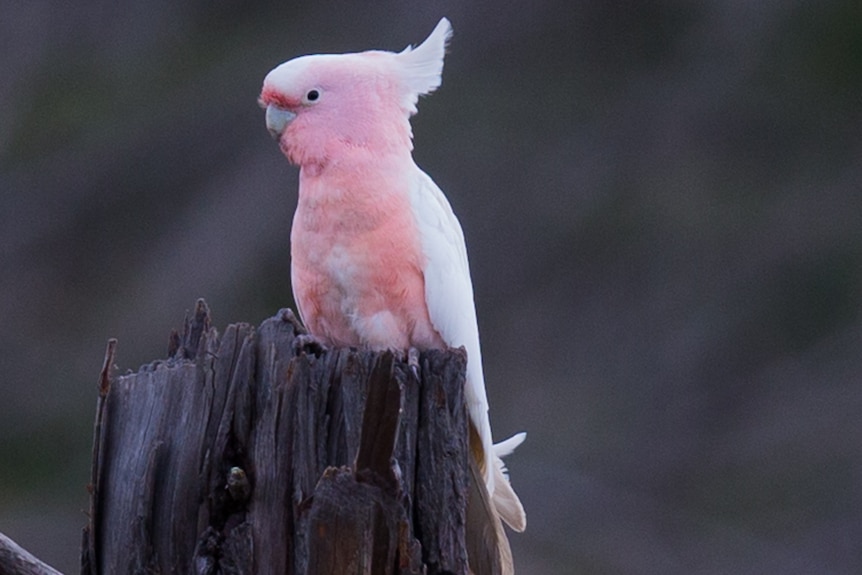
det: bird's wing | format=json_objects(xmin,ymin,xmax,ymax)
[{"xmin": 408, "ymin": 167, "xmax": 494, "ymax": 485}]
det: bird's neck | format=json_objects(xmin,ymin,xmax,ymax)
[
  {"xmin": 289, "ymin": 110, "xmax": 414, "ymax": 174},
  {"xmin": 297, "ymin": 147, "xmax": 415, "ymax": 227},
  {"xmin": 299, "ymin": 138, "xmax": 413, "ymax": 179}
]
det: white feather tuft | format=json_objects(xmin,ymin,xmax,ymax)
[
  {"xmin": 493, "ymin": 432, "xmax": 526, "ymax": 459},
  {"xmin": 395, "ymin": 17, "xmax": 453, "ymax": 114}
]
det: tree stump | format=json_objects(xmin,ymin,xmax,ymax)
[{"xmin": 80, "ymin": 300, "xmax": 501, "ymax": 574}]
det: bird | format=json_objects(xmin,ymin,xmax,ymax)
[{"xmin": 259, "ymin": 17, "xmax": 526, "ymax": 536}]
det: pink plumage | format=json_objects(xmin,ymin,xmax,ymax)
[
  {"xmin": 291, "ymin": 154, "xmax": 443, "ymax": 350},
  {"xmin": 260, "ymin": 18, "xmax": 526, "ymax": 534}
]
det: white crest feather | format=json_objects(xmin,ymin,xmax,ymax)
[{"xmin": 395, "ymin": 17, "xmax": 452, "ymax": 114}]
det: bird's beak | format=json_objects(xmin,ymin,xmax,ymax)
[{"xmin": 265, "ymin": 104, "xmax": 296, "ymax": 139}]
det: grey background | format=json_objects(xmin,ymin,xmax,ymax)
[{"xmin": 1, "ymin": 1, "xmax": 860, "ymax": 573}]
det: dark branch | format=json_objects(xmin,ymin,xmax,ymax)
[{"xmin": 0, "ymin": 532, "xmax": 63, "ymax": 575}]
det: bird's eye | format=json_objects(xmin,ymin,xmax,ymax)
[{"xmin": 303, "ymin": 89, "xmax": 321, "ymax": 104}]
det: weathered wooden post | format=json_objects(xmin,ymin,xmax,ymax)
[{"xmin": 77, "ymin": 299, "xmax": 505, "ymax": 574}]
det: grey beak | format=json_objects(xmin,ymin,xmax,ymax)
[{"xmin": 265, "ymin": 104, "xmax": 296, "ymax": 139}]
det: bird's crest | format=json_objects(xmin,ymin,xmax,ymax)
[{"xmin": 394, "ymin": 18, "xmax": 452, "ymax": 115}]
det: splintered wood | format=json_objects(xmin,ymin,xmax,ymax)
[{"xmin": 81, "ymin": 300, "xmax": 504, "ymax": 575}]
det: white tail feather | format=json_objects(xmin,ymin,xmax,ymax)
[
  {"xmin": 492, "ymin": 432, "xmax": 527, "ymax": 531},
  {"xmin": 395, "ymin": 17, "xmax": 453, "ymax": 114},
  {"xmin": 494, "ymin": 431, "xmax": 526, "ymax": 459},
  {"xmin": 493, "ymin": 456, "xmax": 527, "ymax": 532}
]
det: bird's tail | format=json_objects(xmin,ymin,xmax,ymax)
[{"xmin": 491, "ymin": 432, "xmax": 527, "ymax": 532}]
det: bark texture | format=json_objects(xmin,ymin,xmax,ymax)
[{"xmin": 79, "ymin": 300, "xmax": 494, "ymax": 575}]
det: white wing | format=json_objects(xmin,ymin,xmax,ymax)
[
  {"xmin": 408, "ymin": 166, "xmax": 526, "ymax": 531},
  {"xmin": 408, "ymin": 167, "xmax": 494, "ymax": 484}
]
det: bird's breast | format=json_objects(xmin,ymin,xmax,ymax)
[{"xmin": 290, "ymin": 168, "xmax": 443, "ymax": 350}]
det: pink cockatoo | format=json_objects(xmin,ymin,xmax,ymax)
[{"xmin": 260, "ymin": 18, "xmax": 526, "ymax": 533}]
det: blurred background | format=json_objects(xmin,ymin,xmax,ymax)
[{"xmin": 1, "ymin": 0, "xmax": 861, "ymax": 573}]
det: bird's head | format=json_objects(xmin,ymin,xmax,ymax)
[{"xmin": 259, "ymin": 18, "xmax": 452, "ymax": 168}]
